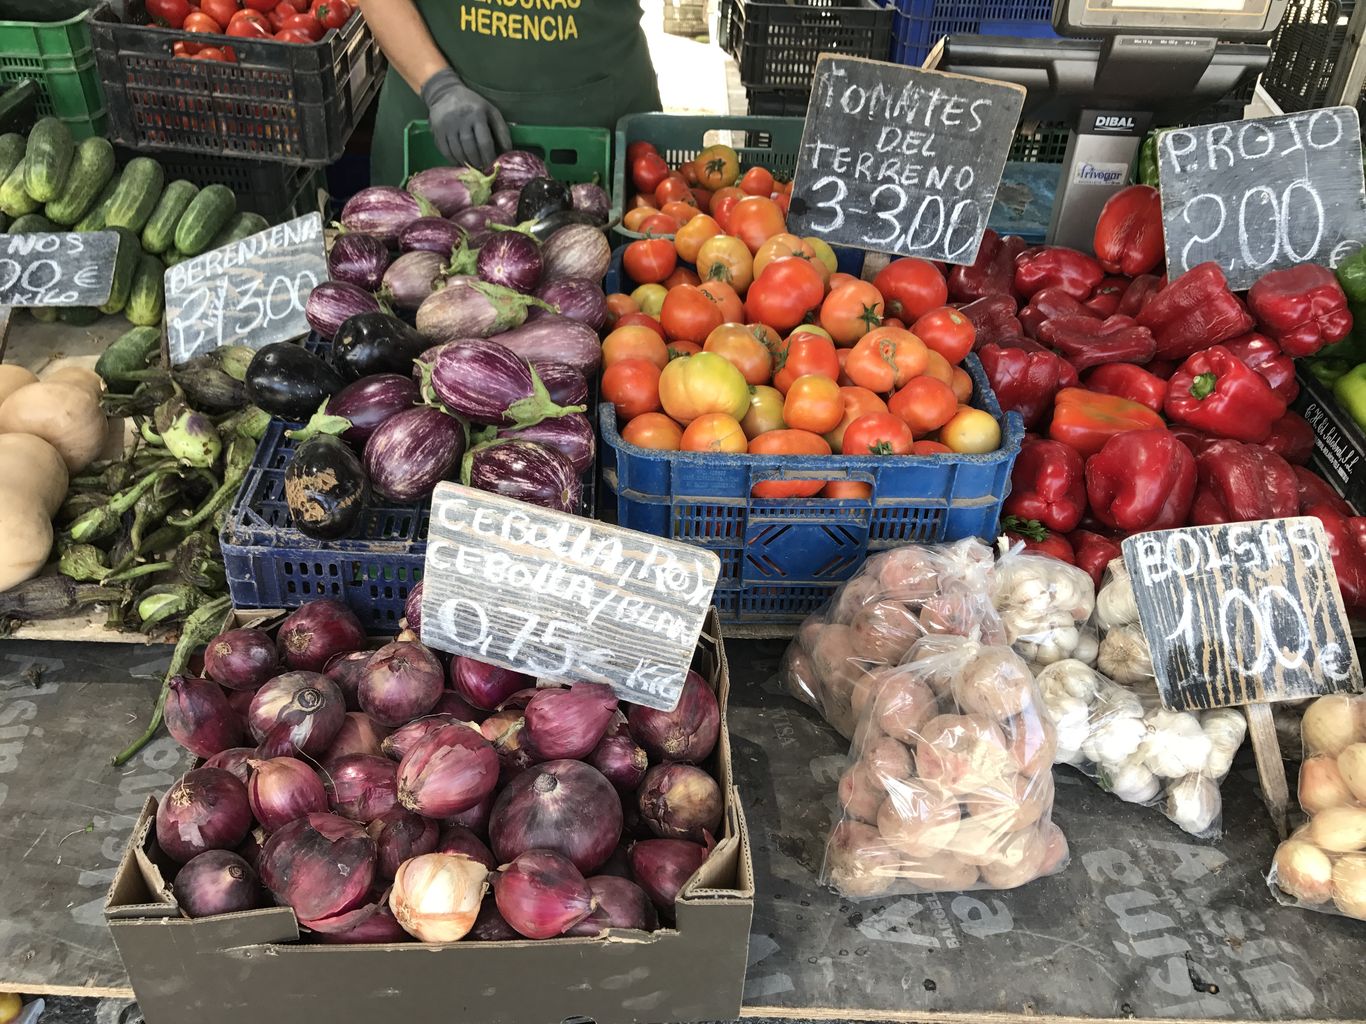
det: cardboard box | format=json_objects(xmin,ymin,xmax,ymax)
[
  {"xmin": 104, "ymin": 609, "xmax": 753, "ymax": 1024},
  {"xmin": 1294, "ymin": 368, "xmax": 1366, "ymax": 512}
]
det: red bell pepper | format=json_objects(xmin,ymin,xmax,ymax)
[
  {"xmin": 1069, "ymin": 528, "xmax": 1124, "ymax": 589},
  {"xmin": 1019, "ymin": 286, "xmax": 1098, "ymax": 338},
  {"xmin": 1014, "ymin": 246, "xmax": 1105, "ymax": 301},
  {"xmin": 978, "ymin": 340, "xmax": 1079, "ymax": 429},
  {"xmin": 1164, "ymin": 345, "xmax": 1287, "ymax": 443},
  {"xmin": 1145, "ymin": 358, "xmax": 1179, "ymax": 380},
  {"xmin": 1303, "ymin": 504, "xmax": 1366, "ymax": 613},
  {"xmin": 948, "ymin": 229, "xmax": 1028, "ymax": 303},
  {"xmin": 1084, "ymin": 276, "xmax": 1130, "ymax": 318},
  {"xmin": 1170, "ymin": 423, "xmax": 1219, "ymax": 457},
  {"xmin": 1039, "ymin": 314, "xmax": 1157, "ymax": 372},
  {"xmin": 1083, "ymin": 362, "xmax": 1168, "ymax": 414},
  {"xmin": 1085, "ymin": 428, "xmax": 1197, "ymax": 531},
  {"xmin": 1137, "ymin": 262, "xmax": 1254, "ymax": 361},
  {"xmin": 1295, "ymin": 465, "xmax": 1353, "ymax": 517},
  {"xmin": 1247, "ymin": 263, "xmax": 1353, "ymax": 357},
  {"xmin": 1049, "ymin": 386, "xmax": 1166, "ymax": 457},
  {"xmin": 959, "ymin": 294, "xmax": 1022, "ymax": 349},
  {"xmin": 1003, "ymin": 438, "xmax": 1087, "ymax": 533},
  {"xmin": 1001, "ymin": 516, "xmax": 1076, "ymax": 564},
  {"xmin": 1259, "ymin": 412, "xmax": 1315, "ymax": 466},
  {"xmin": 1118, "ymin": 274, "xmax": 1163, "ymax": 318},
  {"xmin": 1188, "ymin": 440, "xmax": 1299, "ymax": 526},
  {"xmin": 1093, "ymin": 184, "xmax": 1164, "ymax": 277},
  {"xmin": 1223, "ymin": 331, "xmax": 1299, "ymax": 404}
]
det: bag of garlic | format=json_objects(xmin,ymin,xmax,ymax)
[
  {"xmin": 1091, "ymin": 556, "xmax": 1154, "ymax": 686},
  {"xmin": 1268, "ymin": 693, "xmax": 1366, "ymax": 919},
  {"xmin": 779, "ymin": 538, "xmax": 1003, "ymax": 739},
  {"xmin": 990, "ymin": 544, "xmax": 1099, "ymax": 671},
  {"xmin": 823, "ymin": 636, "xmax": 1069, "ymax": 898}
]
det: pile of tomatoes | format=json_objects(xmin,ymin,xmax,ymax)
[
  {"xmin": 603, "ymin": 140, "xmax": 1003, "ymax": 500},
  {"xmin": 151, "ymin": 0, "xmax": 353, "ymax": 61}
]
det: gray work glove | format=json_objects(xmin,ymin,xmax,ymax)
[{"xmin": 421, "ymin": 68, "xmax": 511, "ymax": 170}]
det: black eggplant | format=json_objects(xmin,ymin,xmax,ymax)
[
  {"xmin": 331, "ymin": 312, "xmax": 431, "ymax": 381},
  {"xmin": 526, "ymin": 210, "xmax": 603, "ymax": 243},
  {"xmin": 172, "ymin": 356, "xmax": 247, "ymax": 413},
  {"xmin": 516, "ymin": 177, "xmax": 572, "ymax": 224},
  {"xmin": 244, "ymin": 343, "xmax": 345, "ymax": 421},
  {"xmin": 284, "ymin": 413, "xmax": 370, "ymax": 540}
]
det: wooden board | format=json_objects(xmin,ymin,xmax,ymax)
[
  {"xmin": 164, "ymin": 213, "xmax": 326, "ymax": 365},
  {"xmin": 1158, "ymin": 107, "xmax": 1366, "ymax": 288},
  {"xmin": 0, "ymin": 232, "xmax": 119, "ymax": 308},
  {"xmin": 787, "ymin": 56, "xmax": 1024, "ymax": 265},
  {"xmin": 420, "ymin": 482, "xmax": 719, "ymax": 710}
]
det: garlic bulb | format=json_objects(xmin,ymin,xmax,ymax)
[
  {"xmin": 390, "ymin": 852, "xmax": 488, "ymax": 942},
  {"xmin": 1166, "ymin": 774, "xmax": 1220, "ymax": 834},
  {"xmin": 1082, "ymin": 714, "xmax": 1146, "ymax": 768},
  {"xmin": 1095, "ymin": 572, "xmax": 1139, "ymax": 630},
  {"xmin": 1141, "ymin": 710, "xmax": 1213, "ymax": 779},
  {"xmin": 1101, "ymin": 759, "xmax": 1160, "ymax": 804},
  {"xmin": 1047, "ymin": 694, "xmax": 1091, "ymax": 764},
  {"xmin": 1071, "ymin": 629, "xmax": 1099, "ymax": 667},
  {"xmin": 1036, "ymin": 660, "xmax": 1100, "ymax": 705},
  {"xmin": 1097, "ymin": 624, "xmax": 1153, "ymax": 685},
  {"xmin": 1200, "ymin": 708, "xmax": 1247, "ymax": 778}
]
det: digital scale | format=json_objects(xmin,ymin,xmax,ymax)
[{"xmin": 927, "ymin": 0, "xmax": 1288, "ymax": 249}]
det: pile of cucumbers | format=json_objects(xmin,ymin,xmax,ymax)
[{"xmin": 0, "ymin": 117, "xmax": 272, "ymax": 328}]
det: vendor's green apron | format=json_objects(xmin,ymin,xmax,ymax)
[{"xmin": 372, "ymin": 0, "xmax": 661, "ymax": 184}]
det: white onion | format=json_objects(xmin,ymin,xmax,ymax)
[{"xmin": 389, "ymin": 852, "xmax": 488, "ymax": 942}]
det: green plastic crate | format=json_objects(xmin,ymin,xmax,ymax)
[
  {"xmin": 0, "ymin": 0, "xmax": 106, "ymax": 138},
  {"xmin": 612, "ymin": 112, "xmax": 805, "ymax": 239},
  {"xmin": 403, "ymin": 120, "xmax": 611, "ymax": 184}
]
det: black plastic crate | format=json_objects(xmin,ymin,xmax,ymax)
[
  {"xmin": 89, "ymin": 0, "xmax": 383, "ymax": 164},
  {"xmin": 1009, "ymin": 121, "xmax": 1070, "ymax": 163},
  {"xmin": 1262, "ymin": 0, "xmax": 1353, "ymax": 113},
  {"xmin": 115, "ymin": 146, "xmax": 324, "ymax": 220},
  {"xmin": 744, "ymin": 86, "xmax": 812, "ymax": 116},
  {"xmin": 719, "ymin": 0, "xmax": 893, "ymax": 91}
]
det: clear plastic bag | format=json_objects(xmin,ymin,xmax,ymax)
[
  {"xmin": 990, "ymin": 545, "xmax": 1098, "ymax": 671},
  {"xmin": 822, "ymin": 637, "xmax": 1069, "ymax": 898},
  {"xmin": 1268, "ymin": 693, "xmax": 1366, "ymax": 919}
]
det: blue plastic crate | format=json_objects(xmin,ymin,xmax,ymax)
[
  {"xmin": 890, "ymin": 0, "xmax": 1056, "ymax": 67},
  {"xmin": 600, "ymin": 357, "xmax": 1024, "ymax": 635}
]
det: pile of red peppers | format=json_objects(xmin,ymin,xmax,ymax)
[{"xmin": 967, "ymin": 183, "xmax": 1366, "ymax": 612}]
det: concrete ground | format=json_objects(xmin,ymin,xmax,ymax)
[{"xmin": 640, "ymin": 0, "xmax": 746, "ymax": 116}]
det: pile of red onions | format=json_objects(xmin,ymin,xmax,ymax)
[{"xmin": 153, "ymin": 598, "xmax": 724, "ymax": 945}]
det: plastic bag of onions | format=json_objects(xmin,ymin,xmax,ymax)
[
  {"xmin": 1268, "ymin": 693, "xmax": 1366, "ymax": 919},
  {"xmin": 822, "ymin": 637, "xmax": 1068, "ymax": 898},
  {"xmin": 777, "ymin": 538, "xmax": 1002, "ymax": 740}
]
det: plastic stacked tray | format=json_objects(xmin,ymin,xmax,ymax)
[
  {"xmin": 0, "ymin": 0, "xmax": 107, "ymax": 137},
  {"xmin": 118, "ymin": 148, "xmax": 325, "ymax": 222},
  {"xmin": 402, "ymin": 120, "xmax": 611, "ymax": 184},
  {"xmin": 888, "ymin": 0, "xmax": 1056, "ymax": 67}
]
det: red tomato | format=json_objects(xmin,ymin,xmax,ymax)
[
  {"xmin": 654, "ymin": 174, "xmax": 693, "ymax": 207},
  {"xmin": 740, "ymin": 166, "xmax": 775, "ymax": 196},
  {"xmin": 662, "ymin": 266, "xmax": 700, "ymax": 289},
  {"xmin": 698, "ymin": 280, "xmax": 743, "ymax": 324},
  {"xmin": 639, "ymin": 212, "xmax": 680, "ymax": 236},
  {"xmin": 602, "ymin": 325, "xmax": 669, "ymax": 369},
  {"xmin": 889, "ymin": 376, "xmax": 959, "ymax": 436},
  {"xmin": 193, "ymin": 45, "xmax": 232, "ymax": 60},
  {"xmin": 841, "ymin": 412, "xmax": 914, "ymax": 456},
  {"xmin": 267, "ymin": 2, "xmax": 297, "ymax": 27},
  {"xmin": 819, "ymin": 280, "xmax": 885, "ymax": 346},
  {"xmin": 605, "ymin": 293, "xmax": 637, "ymax": 326},
  {"xmin": 668, "ymin": 341, "xmax": 702, "ymax": 358},
  {"xmin": 873, "ymin": 258, "xmax": 948, "ymax": 321},
  {"xmin": 200, "ymin": 0, "xmax": 238, "ymax": 29},
  {"xmin": 771, "ymin": 332, "xmax": 841, "ymax": 394},
  {"xmin": 228, "ymin": 12, "xmax": 272, "ymax": 36},
  {"xmin": 745, "ymin": 257, "xmax": 824, "ymax": 333},
  {"xmin": 913, "ymin": 440, "xmax": 953, "ymax": 455},
  {"xmin": 622, "ymin": 412, "xmax": 682, "ymax": 451},
  {"xmin": 282, "ymin": 12, "xmax": 324, "ymax": 38},
  {"xmin": 601, "ymin": 359, "xmax": 662, "ymax": 420},
  {"xmin": 748, "ymin": 431, "xmax": 831, "ymax": 497},
  {"xmin": 172, "ymin": 39, "xmax": 202, "ymax": 55},
  {"xmin": 244, "ymin": 0, "xmax": 280, "ymax": 10},
  {"xmin": 274, "ymin": 26, "xmax": 314, "ymax": 40},
  {"xmin": 681, "ymin": 413, "xmax": 748, "ymax": 453},
  {"xmin": 661, "ymin": 284, "xmax": 724, "ymax": 343},
  {"xmin": 616, "ymin": 311, "xmax": 665, "ymax": 338},
  {"xmin": 690, "ymin": 188, "xmax": 712, "ymax": 213},
  {"xmin": 783, "ymin": 374, "xmax": 844, "ymax": 434},
  {"xmin": 626, "ymin": 141, "xmax": 658, "ymax": 163},
  {"xmin": 631, "ymin": 152, "xmax": 669, "ymax": 195},
  {"xmin": 148, "ymin": 0, "xmax": 193, "ymax": 27},
  {"xmin": 911, "ymin": 306, "xmax": 976, "ymax": 365},
  {"xmin": 310, "ymin": 0, "xmax": 351, "ymax": 28},
  {"xmin": 709, "ymin": 187, "xmax": 744, "ymax": 231},
  {"xmin": 623, "ymin": 238, "xmax": 677, "ymax": 284},
  {"xmin": 231, "ymin": 9, "xmax": 272, "ymax": 29},
  {"xmin": 728, "ymin": 196, "xmax": 786, "ymax": 253},
  {"xmin": 184, "ymin": 11, "xmax": 224, "ymax": 31}
]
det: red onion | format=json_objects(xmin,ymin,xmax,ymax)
[
  {"xmin": 445, "ymin": 790, "xmax": 495, "ymax": 837},
  {"xmin": 254, "ymin": 727, "xmax": 303, "ymax": 760},
  {"xmin": 305, "ymin": 890, "xmax": 408, "ymax": 943},
  {"xmin": 627, "ymin": 670, "xmax": 720, "ymax": 764},
  {"xmin": 259, "ymin": 812, "xmax": 377, "ymax": 922},
  {"xmin": 495, "ymin": 849, "xmax": 594, "ymax": 939},
  {"xmin": 523, "ymin": 682, "xmax": 617, "ymax": 760},
  {"xmin": 480, "ymin": 708, "xmax": 535, "ymax": 780},
  {"xmin": 565, "ymin": 876, "xmax": 658, "ymax": 935},
  {"xmin": 588, "ymin": 732, "xmax": 648, "ymax": 793},
  {"xmin": 489, "ymin": 760, "xmax": 621, "ymax": 873},
  {"xmin": 156, "ymin": 768, "xmax": 252, "ymax": 863},
  {"xmin": 203, "ymin": 747, "xmax": 255, "ymax": 785},
  {"xmin": 236, "ymin": 826, "xmax": 267, "ymax": 871},
  {"xmin": 358, "ymin": 641, "xmax": 444, "ymax": 727},
  {"xmin": 324, "ymin": 650, "xmax": 372, "ymax": 711},
  {"xmin": 597, "ymin": 845, "xmax": 632, "ymax": 879},
  {"xmin": 278, "ymin": 600, "xmax": 366, "ymax": 672},
  {"xmin": 203, "ymin": 629, "xmax": 278, "ymax": 691},
  {"xmin": 435, "ymin": 824, "xmax": 496, "ymax": 869},
  {"xmin": 499, "ymin": 686, "xmax": 554, "ymax": 710},
  {"xmin": 397, "ymin": 723, "xmax": 499, "ymax": 817},
  {"xmin": 470, "ymin": 895, "xmax": 518, "ymax": 940},
  {"xmin": 628, "ymin": 839, "xmax": 709, "ymax": 912},
  {"xmin": 324, "ymin": 712, "xmax": 390, "ymax": 762},
  {"xmin": 368, "ymin": 809, "xmax": 439, "ymax": 880},
  {"xmin": 381, "ymin": 714, "xmax": 459, "ymax": 761},
  {"xmin": 173, "ymin": 850, "xmax": 262, "ymax": 918},
  {"xmin": 223, "ymin": 687, "xmax": 255, "ymax": 733},
  {"xmin": 324, "ymin": 754, "xmax": 399, "ymax": 822},
  {"xmin": 165, "ymin": 675, "xmax": 243, "ymax": 758},
  {"xmin": 432, "ymin": 691, "xmax": 480, "ymax": 721},
  {"xmin": 247, "ymin": 671, "xmax": 346, "ymax": 758},
  {"xmin": 248, "ymin": 757, "xmax": 328, "ymax": 833},
  {"xmin": 390, "ymin": 852, "xmax": 488, "ymax": 942},
  {"xmin": 638, "ymin": 764, "xmax": 723, "ymax": 842},
  {"xmin": 450, "ymin": 657, "xmax": 531, "ymax": 711},
  {"xmin": 404, "ymin": 582, "xmax": 424, "ymax": 636}
]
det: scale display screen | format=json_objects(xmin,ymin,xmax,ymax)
[{"xmin": 1056, "ymin": 0, "xmax": 1284, "ymax": 37}]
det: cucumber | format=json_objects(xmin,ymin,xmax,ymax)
[
  {"xmin": 8, "ymin": 212, "xmax": 52, "ymax": 234},
  {"xmin": 28, "ymin": 306, "xmax": 56, "ymax": 323},
  {"xmin": 58, "ymin": 306, "xmax": 100, "ymax": 326},
  {"xmin": 125, "ymin": 253, "xmax": 165, "ymax": 327},
  {"xmin": 96, "ymin": 325, "xmax": 163, "ymax": 383},
  {"xmin": 24, "ymin": 117, "xmax": 74, "ymax": 204},
  {"xmin": 140, "ymin": 179, "xmax": 198, "ymax": 255},
  {"xmin": 99, "ymin": 228, "xmax": 142, "ymax": 316},
  {"xmin": 0, "ymin": 133, "xmax": 25, "ymax": 182},
  {"xmin": 45, "ymin": 137, "xmax": 115, "ymax": 226},
  {"xmin": 174, "ymin": 184, "xmax": 235, "ymax": 256},
  {"xmin": 208, "ymin": 211, "xmax": 269, "ymax": 249},
  {"xmin": 0, "ymin": 157, "xmax": 38, "ymax": 217},
  {"xmin": 74, "ymin": 178, "xmax": 120, "ymax": 233},
  {"xmin": 105, "ymin": 157, "xmax": 164, "ymax": 233},
  {"xmin": 163, "ymin": 249, "xmax": 186, "ymax": 267}
]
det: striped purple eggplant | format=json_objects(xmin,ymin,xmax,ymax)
[
  {"xmin": 495, "ymin": 412, "xmax": 595, "ymax": 475},
  {"xmin": 340, "ymin": 187, "xmax": 432, "ymax": 245},
  {"xmin": 325, "ymin": 374, "xmax": 419, "ymax": 446},
  {"xmin": 406, "ymin": 166, "xmax": 495, "ymax": 217},
  {"xmin": 416, "ymin": 278, "xmax": 549, "ymax": 341},
  {"xmin": 532, "ymin": 277, "xmax": 607, "ymax": 331},
  {"xmin": 328, "ymin": 234, "xmax": 392, "ymax": 291},
  {"xmin": 495, "ymin": 314, "xmax": 601, "ymax": 373},
  {"xmin": 306, "ymin": 282, "xmax": 383, "ymax": 341},
  {"xmin": 382, "ymin": 251, "xmax": 447, "ymax": 311},
  {"xmin": 467, "ymin": 440, "xmax": 581, "ymax": 513},
  {"xmin": 529, "ymin": 361, "xmax": 588, "ymax": 407},
  {"xmin": 477, "ymin": 231, "xmax": 543, "ymax": 293},
  {"xmin": 398, "ymin": 217, "xmax": 465, "ymax": 256},
  {"xmin": 490, "ymin": 150, "xmax": 549, "ymax": 193},
  {"xmin": 363, "ymin": 407, "xmax": 466, "ymax": 503},
  {"xmin": 429, "ymin": 339, "xmax": 577, "ymax": 428},
  {"xmin": 570, "ymin": 183, "xmax": 610, "ymax": 224}
]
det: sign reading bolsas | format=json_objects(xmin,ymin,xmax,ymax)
[
  {"xmin": 1122, "ymin": 517, "xmax": 1363, "ymax": 711},
  {"xmin": 787, "ymin": 55, "xmax": 1025, "ymax": 265},
  {"xmin": 164, "ymin": 213, "xmax": 328, "ymax": 365},
  {"xmin": 0, "ymin": 230, "xmax": 119, "ymax": 307},
  {"xmin": 419, "ymin": 483, "xmax": 720, "ymax": 711}
]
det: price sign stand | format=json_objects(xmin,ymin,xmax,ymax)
[{"xmin": 1122, "ymin": 517, "xmax": 1364, "ymax": 837}]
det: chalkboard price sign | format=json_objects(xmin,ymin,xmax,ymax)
[
  {"xmin": 1122, "ymin": 517, "xmax": 1363, "ymax": 711},
  {"xmin": 419, "ymin": 483, "xmax": 721, "ymax": 711},
  {"xmin": 787, "ymin": 56, "xmax": 1025, "ymax": 265},
  {"xmin": 1158, "ymin": 107, "xmax": 1366, "ymax": 289},
  {"xmin": 0, "ymin": 230, "xmax": 119, "ymax": 307},
  {"xmin": 165, "ymin": 213, "xmax": 327, "ymax": 365}
]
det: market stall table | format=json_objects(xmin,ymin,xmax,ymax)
[{"xmin": 2, "ymin": 637, "xmax": 1363, "ymax": 1022}]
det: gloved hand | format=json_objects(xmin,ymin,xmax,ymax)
[{"xmin": 421, "ymin": 68, "xmax": 511, "ymax": 169}]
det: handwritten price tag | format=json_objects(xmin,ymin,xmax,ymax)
[{"xmin": 0, "ymin": 231, "xmax": 119, "ymax": 307}]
